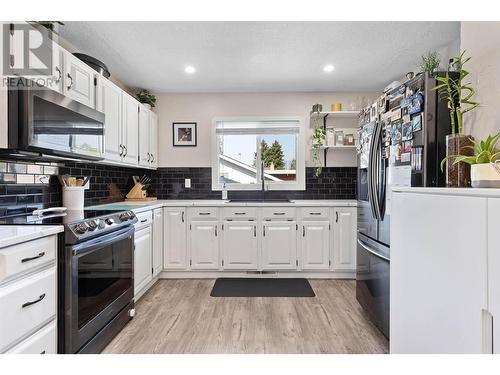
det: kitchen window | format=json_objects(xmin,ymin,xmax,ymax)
[{"xmin": 211, "ymin": 117, "xmax": 305, "ymax": 191}]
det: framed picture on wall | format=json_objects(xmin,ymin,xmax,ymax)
[{"xmin": 173, "ymin": 122, "xmax": 197, "ymax": 147}]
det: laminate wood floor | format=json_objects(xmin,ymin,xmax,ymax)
[{"xmin": 103, "ymin": 279, "xmax": 388, "ymax": 354}]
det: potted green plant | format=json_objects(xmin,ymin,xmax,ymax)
[
  {"xmin": 135, "ymin": 89, "xmax": 156, "ymax": 109},
  {"xmin": 419, "ymin": 51, "xmax": 441, "ymax": 76},
  {"xmin": 441, "ymin": 131, "xmax": 500, "ymax": 188},
  {"xmin": 433, "ymin": 50, "xmax": 479, "ymax": 187}
]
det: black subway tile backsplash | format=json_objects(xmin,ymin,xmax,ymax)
[{"xmin": 0, "ymin": 159, "xmax": 356, "ymax": 218}]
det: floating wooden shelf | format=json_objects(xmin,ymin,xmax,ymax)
[
  {"xmin": 310, "ymin": 110, "xmax": 360, "ymax": 122},
  {"xmin": 317, "ymin": 145, "xmax": 357, "ymax": 150}
]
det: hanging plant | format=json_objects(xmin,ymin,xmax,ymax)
[{"xmin": 312, "ymin": 123, "xmax": 326, "ymax": 177}]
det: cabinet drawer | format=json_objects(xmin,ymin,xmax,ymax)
[
  {"xmin": 301, "ymin": 207, "xmax": 329, "ymax": 219},
  {"xmin": 0, "ymin": 235, "xmax": 57, "ymax": 285},
  {"xmin": 262, "ymin": 207, "xmax": 296, "ymax": 220},
  {"xmin": 135, "ymin": 210, "xmax": 153, "ymax": 229},
  {"xmin": 6, "ymin": 320, "xmax": 56, "ymax": 354},
  {"xmin": 222, "ymin": 207, "xmax": 257, "ymax": 220},
  {"xmin": 0, "ymin": 267, "xmax": 56, "ymax": 352},
  {"xmin": 190, "ymin": 207, "xmax": 219, "ymax": 219}
]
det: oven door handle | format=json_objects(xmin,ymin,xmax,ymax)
[{"xmin": 70, "ymin": 226, "xmax": 135, "ymax": 256}]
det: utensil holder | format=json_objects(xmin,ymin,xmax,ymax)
[{"xmin": 62, "ymin": 186, "xmax": 85, "ymax": 210}]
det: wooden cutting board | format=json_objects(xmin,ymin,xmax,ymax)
[{"xmin": 125, "ymin": 197, "xmax": 158, "ymax": 201}]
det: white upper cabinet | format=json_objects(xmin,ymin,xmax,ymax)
[
  {"xmin": 189, "ymin": 221, "xmax": 219, "ymax": 270},
  {"xmin": 138, "ymin": 105, "xmax": 150, "ymax": 167},
  {"xmin": 301, "ymin": 221, "xmax": 330, "ymax": 270},
  {"xmin": 222, "ymin": 221, "xmax": 258, "ymax": 270},
  {"xmin": 96, "ymin": 76, "xmax": 122, "ymax": 163},
  {"xmin": 332, "ymin": 207, "xmax": 357, "ymax": 271},
  {"xmin": 121, "ymin": 93, "xmax": 140, "ymax": 166},
  {"xmin": 163, "ymin": 208, "xmax": 187, "ymax": 270},
  {"xmin": 261, "ymin": 221, "xmax": 297, "ymax": 270},
  {"xmin": 63, "ymin": 50, "xmax": 95, "ymax": 108},
  {"xmin": 149, "ymin": 111, "xmax": 159, "ymax": 168}
]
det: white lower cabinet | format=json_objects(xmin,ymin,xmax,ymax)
[
  {"xmin": 160, "ymin": 205, "xmax": 357, "ymax": 277},
  {"xmin": 6, "ymin": 320, "xmax": 56, "ymax": 354},
  {"xmin": 0, "ymin": 232, "xmax": 58, "ymax": 354},
  {"xmin": 152, "ymin": 208, "xmax": 163, "ymax": 277},
  {"xmin": 222, "ymin": 221, "xmax": 258, "ymax": 270},
  {"xmin": 189, "ymin": 221, "xmax": 219, "ymax": 270},
  {"xmin": 301, "ymin": 221, "xmax": 330, "ymax": 270},
  {"xmin": 332, "ymin": 207, "xmax": 357, "ymax": 271},
  {"xmin": 163, "ymin": 208, "xmax": 187, "ymax": 270},
  {"xmin": 261, "ymin": 221, "xmax": 298, "ymax": 270},
  {"xmin": 134, "ymin": 225, "xmax": 153, "ymax": 297}
]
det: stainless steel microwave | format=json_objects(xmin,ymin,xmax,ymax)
[{"xmin": 4, "ymin": 82, "xmax": 105, "ymax": 161}]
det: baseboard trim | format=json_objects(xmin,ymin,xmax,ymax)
[{"xmin": 159, "ymin": 271, "xmax": 355, "ymax": 279}]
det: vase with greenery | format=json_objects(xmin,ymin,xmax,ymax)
[
  {"xmin": 433, "ymin": 50, "xmax": 479, "ymax": 187},
  {"xmin": 420, "ymin": 51, "xmax": 441, "ymax": 76},
  {"xmin": 441, "ymin": 131, "xmax": 500, "ymax": 188},
  {"xmin": 135, "ymin": 89, "xmax": 156, "ymax": 108},
  {"xmin": 37, "ymin": 21, "xmax": 64, "ymax": 34}
]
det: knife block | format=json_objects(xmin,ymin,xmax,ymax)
[{"xmin": 126, "ymin": 182, "xmax": 147, "ymax": 200}]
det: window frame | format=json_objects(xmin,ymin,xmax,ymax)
[{"xmin": 211, "ymin": 116, "xmax": 305, "ymax": 191}]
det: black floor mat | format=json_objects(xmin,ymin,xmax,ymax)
[{"xmin": 210, "ymin": 278, "xmax": 315, "ymax": 297}]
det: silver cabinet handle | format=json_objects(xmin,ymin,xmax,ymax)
[
  {"xmin": 123, "ymin": 145, "xmax": 128, "ymax": 157},
  {"xmin": 234, "ymin": 212, "xmax": 246, "ymax": 215},
  {"xmin": 302, "ymin": 226, "xmax": 305, "ymax": 237},
  {"xmin": 310, "ymin": 212, "xmax": 321, "ymax": 215},
  {"xmin": 147, "ymin": 152, "xmax": 151, "ymax": 162},
  {"xmin": 215, "ymin": 225, "xmax": 218, "ymax": 237},
  {"xmin": 140, "ymin": 219, "xmax": 147, "ymax": 223},
  {"xmin": 273, "ymin": 212, "xmax": 285, "ymax": 216},
  {"xmin": 263, "ymin": 225, "xmax": 266, "ymax": 237},
  {"xmin": 181, "ymin": 211, "xmax": 184, "ymax": 223},
  {"xmin": 67, "ymin": 73, "xmax": 73, "ymax": 90},
  {"xmin": 336, "ymin": 212, "xmax": 339, "ymax": 222},
  {"xmin": 151, "ymin": 154, "xmax": 155, "ymax": 163},
  {"xmin": 199, "ymin": 212, "xmax": 210, "ymax": 215},
  {"xmin": 254, "ymin": 225, "xmax": 256, "ymax": 237},
  {"xmin": 55, "ymin": 66, "xmax": 62, "ymax": 82},
  {"xmin": 119, "ymin": 144, "xmax": 123, "ymax": 157}
]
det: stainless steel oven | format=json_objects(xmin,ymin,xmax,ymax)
[
  {"xmin": 59, "ymin": 225, "xmax": 135, "ymax": 353},
  {"xmin": 5, "ymin": 81, "xmax": 105, "ymax": 161}
]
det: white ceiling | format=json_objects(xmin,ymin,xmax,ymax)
[{"xmin": 59, "ymin": 22, "xmax": 460, "ymax": 93}]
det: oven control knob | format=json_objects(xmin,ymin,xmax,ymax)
[
  {"xmin": 105, "ymin": 218, "xmax": 115, "ymax": 225},
  {"xmin": 119, "ymin": 212, "xmax": 130, "ymax": 222},
  {"xmin": 74, "ymin": 222, "xmax": 88, "ymax": 234},
  {"xmin": 88, "ymin": 220, "xmax": 98, "ymax": 231},
  {"xmin": 98, "ymin": 219, "xmax": 105, "ymax": 229}
]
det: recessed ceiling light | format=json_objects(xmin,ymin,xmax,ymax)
[
  {"xmin": 323, "ymin": 64, "xmax": 335, "ymax": 73},
  {"xmin": 184, "ymin": 65, "xmax": 196, "ymax": 74}
]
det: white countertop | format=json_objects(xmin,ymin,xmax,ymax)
[
  {"xmin": 87, "ymin": 199, "xmax": 357, "ymax": 213},
  {"xmin": 392, "ymin": 186, "xmax": 500, "ymax": 198},
  {"xmin": 0, "ymin": 225, "xmax": 64, "ymax": 249}
]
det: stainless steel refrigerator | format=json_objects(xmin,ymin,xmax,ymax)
[{"xmin": 355, "ymin": 72, "xmax": 454, "ymax": 338}]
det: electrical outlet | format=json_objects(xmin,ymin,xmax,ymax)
[
  {"xmin": 185, "ymin": 178, "xmax": 191, "ymax": 188},
  {"xmin": 222, "ymin": 190, "xmax": 228, "ymax": 200},
  {"xmin": 84, "ymin": 180, "xmax": 90, "ymax": 190}
]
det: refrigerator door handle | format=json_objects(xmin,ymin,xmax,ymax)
[
  {"xmin": 367, "ymin": 121, "xmax": 379, "ymax": 220},
  {"xmin": 357, "ymin": 238, "xmax": 390, "ymax": 262},
  {"xmin": 370, "ymin": 120, "xmax": 383, "ymax": 221}
]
